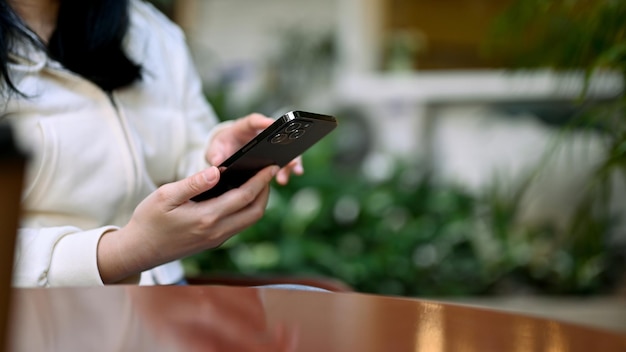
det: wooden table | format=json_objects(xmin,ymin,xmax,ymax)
[{"xmin": 6, "ymin": 285, "xmax": 626, "ymax": 352}]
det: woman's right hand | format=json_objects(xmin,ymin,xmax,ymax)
[{"xmin": 97, "ymin": 164, "xmax": 279, "ymax": 284}]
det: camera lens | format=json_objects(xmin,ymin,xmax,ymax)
[
  {"xmin": 285, "ymin": 123, "xmax": 301, "ymax": 133},
  {"xmin": 289, "ymin": 129, "xmax": 305, "ymax": 139},
  {"xmin": 270, "ymin": 133, "xmax": 288, "ymax": 144}
]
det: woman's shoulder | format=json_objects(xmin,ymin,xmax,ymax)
[
  {"xmin": 128, "ymin": 0, "xmax": 185, "ymax": 42},
  {"xmin": 124, "ymin": 0, "xmax": 191, "ymax": 67}
]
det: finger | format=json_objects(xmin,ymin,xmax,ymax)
[
  {"xmin": 223, "ymin": 184, "xmax": 271, "ymax": 235},
  {"xmin": 292, "ymin": 156, "xmax": 304, "ymax": 174},
  {"xmin": 157, "ymin": 167, "xmax": 220, "ymax": 206},
  {"xmin": 214, "ymin": 182, "xmax": 271, "ymax": 240},
  {"xmin": 283, "ymin": 157, "xmax": 303, "ymax": 175},
  {"xmin": 275, "ymin": 158, "xmax": 303, "ymax": 185},
  {"xmin": 208, "ymin": 114, "xmax": 274, "ymax": 166},
  {"xmin": 205, "ymin": 126, "xmax": 230, "ymax": 166},
  {"xmin": 198, "ymin": 184, "xmax": 271, "ymax": 249},
  {"xmin": 276, "ymin": 168, "xmax": 290, "ymax": 185},
  {"xmin": 235, "ymin": 113, "xmax": 274, "ymax": 135},
  {"xmin": 208, "ymin": 145, "xmax": 227, "ymax": 166},
  {"xmin": 209, "ymin": 165, "xmax": 278, "ymax": 216}
]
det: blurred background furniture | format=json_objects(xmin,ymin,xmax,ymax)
[
  {"xmin": 186, "ymin": 273, "xmax": 353, "ymax": 292},
  {"xmin": 0, "ymin": 125, "xmax": 26, "ymax": 352}
]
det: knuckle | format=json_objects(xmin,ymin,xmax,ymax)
[
  {"xmin": 238, "ymin": 187, "xmax": 257, "ymax": 204},
  {"xmin": 187, "ymin": 174, "xmax": 206, "ymax": 194},
  {"xmin": 198, "ymin": 214, "xmax": 218, "ymax": 229},
  {"xmin": 154, "ymin": 185, "xmax": 173, "ymax": 202},
  {"xmin": 250, "ymin": 206, "xmax": 265, "ymax": 220}
]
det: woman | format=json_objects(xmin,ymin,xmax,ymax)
[{"xmin": 1, "ymin": 0, "xmax": 302, "ymax": 286}]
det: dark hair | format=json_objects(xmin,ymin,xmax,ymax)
[
  {"xmin": 1, "ymin": 0, "xmax": 141, "ymax": 98},
  {"xmin": 0, "ymin": 1, "xmax": 27, "ymax": 97}
]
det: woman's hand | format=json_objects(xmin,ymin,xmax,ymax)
[
  {"xmin": 206, "ymin": 113, "xmax": 304, "ymax": 185},
  {"xmin": 97, "ymin": 164, "xmax": 278, "ymax": 284}
]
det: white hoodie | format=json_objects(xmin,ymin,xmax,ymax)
[{"xmin": 5, "ymin": 1, "xmax": 222, "ymax": 286}]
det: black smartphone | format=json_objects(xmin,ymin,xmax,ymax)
[{"xmin": 191, "ymin": 110, "xmax": 337, "ymax": 202}]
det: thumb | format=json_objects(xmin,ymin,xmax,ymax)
[
  {"xmin": 207, "ymin": 139, "xmax": 227, "ymax": 166},
  {"xmin": 210, "ymin": 152, "xmax": 225, "ymax": 166},
  {"xmin": 162, "ymin": 166, "xmax": 220, "ymax": 205}
]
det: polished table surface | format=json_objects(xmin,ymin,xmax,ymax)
[{"xmin": 6, "ymin": 285, "xmax": 626, "ymax": 352}]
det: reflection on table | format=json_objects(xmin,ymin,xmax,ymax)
[{"xmin": 7, "ymin": 285, "xmax": 626, "ymax": 352}]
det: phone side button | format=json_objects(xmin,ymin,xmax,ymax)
[{"xmin": 240, "ymin": 139, "xmax": 259, "ymax": 154}]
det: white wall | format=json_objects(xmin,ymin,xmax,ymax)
[
  {"xmin": 184, "ymin": 0, "xmax": 337, "ymax": 82},
  {"xmin": 430, "ymin": 105, "xmax": 616, "ymax": 229}
]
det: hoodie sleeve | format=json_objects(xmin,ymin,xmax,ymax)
[{"xmin": 13, "ymin": 226, "xmax": 120, "ymax": 287}]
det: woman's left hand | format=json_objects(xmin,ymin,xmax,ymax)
[{"xmin": 206, "ymin": 113, "xmax": 304, "ymax": 185}]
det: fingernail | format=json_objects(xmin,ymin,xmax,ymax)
[
  {"xmin": 277, "ymin": 174, "xmax": 287, "ymax": 185},
  {"xmin": 271, "ymin": 166, "xmax": 280, "ymax": 176},
  {"xmin": 295, "ymin": 164, "xmax": 304, "ymax": 174}
]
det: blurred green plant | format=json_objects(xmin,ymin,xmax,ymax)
[
  {"xmin": 484, "ymin": 0, "xmax": 626, "ymax": 293},
  {"xmin": 184, "ymin": 131, "xmax": 623, "ymax": 296},
  {"xmin": 186, "ymin": 135, "xmax": 494, "ymax": 296},
  {"xmin": 487, "ymin": 0, "xmax": 626, "ymax": 74},
  {"xmin": 184, "ymin": 1, "xmax": 625, "ymax": 296}
]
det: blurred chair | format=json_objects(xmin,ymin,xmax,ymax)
[
  {"xmin": 186, "ymin": 273, "xmax": 353, "ymax": 293},
  {"xmin": 0, "ymin": 124, "xmax": 26, "ymax": 352}
]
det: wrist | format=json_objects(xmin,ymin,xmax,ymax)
[{"xmin": 97, "ymin": 227, "xmax": 146, "ymax": 284}]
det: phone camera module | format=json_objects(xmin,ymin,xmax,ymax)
[
  {"xmin": 289, "ymin": 129, "xmax": 305, "ymax": 139},
  {"xmin": 285, "ymin": 123, "xmax": 301, "ymax": 133},
  {"xmin": 270, "ymin": 133, "xmax": 288, "ymax": 144}
]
